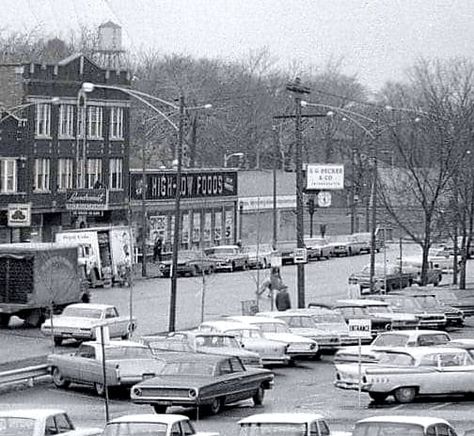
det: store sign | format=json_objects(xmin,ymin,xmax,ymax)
[
  {"xmin": 240, "ymin": 195, "xmax": 296, "ymax": 211},
  {"xmin": 130, "ymin": 171, "xmax": 238, "ymax": 201},
  {"xmin": 8, "ymin": 203, "xmax": 31, "ymax": 227},
  {"xmin": 306, "ymin": 164, "xmax": 344, "ymax": 190},
  {"xmin": 66, "ymin": 188, "xmax": 108, "ymax": 211}
]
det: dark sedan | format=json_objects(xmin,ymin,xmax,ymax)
[
  {"xmin": 159, "ymin": 251, "xmax": 216, "ymax": 277},
  {"xmin": 130, "ymin": 353, "xmax": 274, "ymax": 415}
]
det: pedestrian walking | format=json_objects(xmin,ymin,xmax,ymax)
[
  {"xmin": 153, "ymin": 236, "xmax": 163, "ymax": 262},
  {"xmin": 275, "ymin": 286, "xmax": 291, "ymax": 311}
]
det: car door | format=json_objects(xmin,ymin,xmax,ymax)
[
  {"xmin": 104, "ymin": 307, "xmax": 121, "ymax": 338},
  {"xmin": 76, "ymin": 344, "xmax": 101, "ymax": 385},
  {"xmin": 215, "ymin": 358, "xmax": 239, "ymax": 402},
  {"xmin": 228, "ymin": 357, "xmax": 254, "ymax": 402}
]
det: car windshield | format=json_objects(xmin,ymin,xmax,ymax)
[
  {"xmin": 372, "ymin": 334, "xmax": 408, "ymax": 347},
  {"xmin": 386, "ymin": 297, "xmax": 420, "ymax": 311},
  {"xmin": 205, "ymin": 247, "xmax": 236, "ymax": 255},
  {"xmin": 311, "ymin": 313, "xmax": 344, "ymax": 323},
  {"xmin": 227, "ymin": 329, "xmax": 263, "ymax": 339},
  {"xmin": 178, "ymin": 252, "xmax": 200, "ymax": 260},
  {"xmin": 416, "ymin": 296, "xmax": 440, "ymax": 308},
  {"xmin": 104, "ymin": 422, "xmax": 168, "ymax": 436},
  {"xmin": 257, "ymin": 322, "xmax": 290, "ymax": 333},
  {"xmin": 0, "ymin": 418, "xmax": 35, "ymax": 436},
  {"xmin": 62, "ymin": 306, "xmax": 103, "ymax": 318},
  {"xmin": 195, "ymin": 335, "xmax": 241, "ymax": 349},
  {"xmin": 353, "ymin": 422, "xmax": 424, "ymax": 436},
  {"xmin": 419, "ymin": 351, "xmax": 471, "ymax": 367},
  {"xmin": 378, "ymin": 352, "xmax": 415, "ymax": 366},
  {"xmin": 243, "ymin": 245, "xmax": 272, "ymax": 253},
  {"xmin": 239, "ymin": 423, "xmax": 307, "ymax": 436},
  {"xmin": 105, "ymin": 347, "xmax": 154, "ymax": 360},
  {"xmin": 366, "ymin": 305, "xmax": 392, "ymax": 314},
  {"xmin": 279, "ymin": 316, "xmax": 315, "ymax": 328},
  {"xmin": 160, "ymin": 361, "xmax": 215, "ymax": 376}
]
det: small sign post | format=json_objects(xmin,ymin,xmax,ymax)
[
  {"xmin": 348, "ymin": 319, "xmax": 372, "ymax": 407},
  {"xmin": 293, "ymin": 248, "xmax": 307, "ymax": 264}
]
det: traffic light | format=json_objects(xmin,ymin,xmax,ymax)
[{"xmin": 307, "ymin": 197, "xmax": 315, "ymax": 216}]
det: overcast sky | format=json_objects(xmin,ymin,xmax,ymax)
[{"xmin": 2, "ymin": 0, "xmax": 473, "ymax": 91}]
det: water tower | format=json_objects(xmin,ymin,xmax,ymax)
[{"xmin": 95, "ymin": 21, "xmax": 125, "ymax": 69}]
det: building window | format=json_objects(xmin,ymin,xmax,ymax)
[
  {"xmin": 109, "ymin": 158, "xmax": 123, "ymax": 190},
  {"xmin": 34, "ymin": 158, "xmax": 50, "ymax": 192},
  {"xmin": 35, "ymin": 103, "xmax": 51, "ymax": 137},
  {"xmin": 59, "ymin": 105, "xmax": 74, "ymax": 138},
  {"xmin": 57, "ymin": 158, "xmax": 74, "ymax": 190},
  {"xmin": 0, "ymin": 159, "xmax": 17, "ymax": 193},
  {"xmin": 110, "ymin": 107, "xmax": 124, "ymax": 139},
  {"xmin": 87, "ymin": 158, "xmax": 102, "ymax": 188},
  {"xmin": 87, "ymin": 106, "xmax": 103, "ymax": 139}
]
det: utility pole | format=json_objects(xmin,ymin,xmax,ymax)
[
  {"xmin": 369, "ymin": 116, "xmax": 379, "ymax": 293},
  {"xmin": 351, "ymin": 147, "xmax": 357, "ymax": 234},
  {"xmin": 141, "ymin": 143, "xmax": 147, "ymax": 277},
  {"xmin": 169, "ymin": 95, "xmax": 185, "ymax": 332},
  {"xmin": 272, "ymin": 125, "xmax": 279, "ymax": 249},
  {"xmin": 286, "ymin": 78, "xmax": 310, "ymax": 308}
]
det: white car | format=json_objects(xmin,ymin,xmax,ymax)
[
  {"xmin": 198, "ymin": 320, "xmax": 290, "ymax": 366},
  {"xmin": 238, "ymin": 413, "xmax": 350, "ymax": 436},
  {"xmin": 227, "ymin": 315, "xmax": 319, "ymax": 360},
  {"xmin": 0, "ymin": 409, "xmax": 102, "ymax": 436},
  {"xmin": 41, "ymin": 303, "xmax": 136, "ymax": 346},
  {"xmin": 242, "ymin": 244, "xmax": 275, "ymax": 268},
  {"xmin": 353, "ymin": 416, "xmax": 458, "ymax": 436},
  {"xmin": 103, "ymin": 414, "xmax": 218, "ymax": 436},
  {"xmin": 256, "ymin": 311, "xmax": 341, "ymax": 353}
]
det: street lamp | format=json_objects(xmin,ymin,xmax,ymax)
[
  {"xmin": 81, "ymin": 82, "xmax": 211, "ymax": 332},
  {"xmin": 224, "ymin": 152, "xmax": 244, "ymax": 168}
]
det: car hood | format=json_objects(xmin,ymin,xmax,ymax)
[
  {"xmin": 372, "ymin": 312, "xmax": 417, "ymax": 322},
  {"xmin": 290, "ymin": 327, "xmax": 336, "ymax": 338},
  {"xmin": 42, "ymin": 317, "xmax": 101, "ymax": 329},
  {"xmin": 262, "ymin": 332, "xmax": 316, "ymax": 344},
  {"xmin": 315, "ymin": 322, "xmax": 349, "ymax": 335}
]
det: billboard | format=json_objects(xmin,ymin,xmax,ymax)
[{"xmin": 306, "ymin": 164, "xmax": 344, "ymax": 190}]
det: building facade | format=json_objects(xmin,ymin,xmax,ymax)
[
  {"xmin": 129, "ymin": 168, "xmax": 238, "ymax": 253},
  {"xmin": 0, "ymin": 54, "xmax": 130, "ymax": 242}
]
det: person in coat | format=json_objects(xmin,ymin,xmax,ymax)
[{"xmin": 275, "ymin": 286, "xmax": 291, "ymax": 311}]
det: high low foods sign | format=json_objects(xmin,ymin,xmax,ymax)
[{"xmin": 130, "ymin": 170, "xmax": 238, "ymax": 201}]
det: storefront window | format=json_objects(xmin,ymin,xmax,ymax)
[
  {"xmin": 214, "ymin": 211, "xmax": 222, "ymax": 244},
  {"xmin": 192, "ymin": 212, "xmax": 201, "ymax": 244}
]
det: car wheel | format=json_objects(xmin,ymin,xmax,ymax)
[
  {"xmin": 252, "ymin": 385, "xmax": 265, "ymax": 406},
  {"xmin": 54, "ymin": 337, "xmax": 63, "ymax": 346},
  {"xmin": 394, "ymin": 387, "xmax": 416, "ymax": 403},
  {"xmin": 0, "ymin": 314, "xmax": 10, "ymax": 328},
  {"xmin": 229, "ymin": 262, "xmax": 235, "ymax": 272},
  {"xmin": 94, "ymin": 382, "xmax": 106, "ymax": 396},
  {"xmin": 208, "ymin": 397, "xmax": 223, "ymax": 415},
  {"xmin": 312, "ymin": 351, "xmax": 322, "ymax": 361},
  {"xmin": 153, "ymin": 404, "xmax": 168, "ymax": 414},
  {"xmin": 369, "ymin": 392, "xmax": 388, "ymax": 403},
  {"xmin": 52, "ymin": 367, "xmax": 70, "ymax": 389}
]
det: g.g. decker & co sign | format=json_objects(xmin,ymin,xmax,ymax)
[
  {"xmin": 130, "ymin": 170, "xmax": 238, "ymax": 201},
  {"xmin": 65, "ymin": 188, "xmax": 109, "ymax": 211}
]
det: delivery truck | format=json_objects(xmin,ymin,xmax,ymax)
[
  {"xmin": 0, "ymin": 243, "xmax": 90, "ymax": 327},
  {"xmin": 55, "ymin": 226, "xmax": 133, "ymax": 286}
]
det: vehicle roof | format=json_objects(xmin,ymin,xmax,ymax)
[
  {"xmin": 200, "ymin": 320, "xmax": 260, "ymax": 331},
  {"xmin": 158, "ymin": 351, "xmax": 231, "ymax": 363},
  {"xmin": 238, "ymin": 413, "xmax": 326, "ymax": 425},
  {"xmin": 238, "ymin": 315, "xmax": 287, "ymax": 324},
  {"xmin": 388, "ymin": 346, "xmax": 467, "ymax": 358},
  {"xmin": 356, "ymin": 415, "xmax": 451, "ymax": 428},
  {"xmin": 107, "ymin": 414, "xmax": 189, "ymax": 425},
  {"xmin": 449, "ymin": 339, "xmax": 474, "ymax": 347},
  {"xmin": 296, "ymin": 307, "xmax": 341, "ymax": 315},
  {"xmin": 259, "ymin": 311, "xmax": 313, "ymax": 319},
  {"xmin": 378, "ymin": 329, "xmax": 447, "ymax": 336},
  {"xmin": 82, "ymin": 340, "xmax": 147, "ymax": 349},
  {"xmin": 0, "ymin": 409, "xmax": 68, "ymax": 419},
  {"xmin": 336, "ymin": 299, "xmax": 389, "ymax": 307},
  {"xmin": 64, "ymin": 303, "xmax": 113, "ymax": 310}
]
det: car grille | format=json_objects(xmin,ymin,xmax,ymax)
[{"xmin": 287, "ymin": 343, "xmax": 313, "ymax": 352}]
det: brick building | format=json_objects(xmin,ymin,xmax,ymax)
[{"xmin": 0, "ymin": 54, "xmax": 131, "ymax": 242}]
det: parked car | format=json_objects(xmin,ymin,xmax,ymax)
[
  {"xmin": 335, "ymin": 346, "xmax": 474, "ymax": 403},
  {"xmin": 197, "ymin": 320, "xmax": 290, "ymax": 366},
  {"xmin": 447, "ymin": 338, "xmax": 474, "ymax": 358},
  {"xmin": 48, "ymin": 340, "xmax": 164, "ymax": 396},
  {"xmin": 103, "ymin": 414, "xmax": 218, "ymax": 436},
  {"xmin": 141, "ymin": 330, "xmax": 262, "ymax": 368},
  {"xmin": 327, "ymin": 237, "xmax": 352, "ymax": 257},
  {"xmin": 297, "ymin": 307, "xmax": 359, "ymax": 346},
  {"xmin": 242, "ymin": 244, "xmax": 275, "ymax": 269},
  {"xmin": 203, "ymin": 245, "xmax": 248, "ymax": 272},
  {"xmin": 275, "ymin": 241, "xmax": 297, "ymax": 265},
  {"xmin": 304, "ymin": 238, "xmax": 334, "ymax": 260},
  {"xmin": 429, "ymin": 246, "xmax": 460, "ymax": 273},
  {"xmin": 159, "ymin": 251, "xmax": 216, "ymax": 277},
  {"xmin": 334, "ymin": 329, "xmax": 451, "ymax": 364},
  {"xmin": 394, "ymin": 291, "xmax": 465, "ymax": 326},
  {"xmin": 0, "ymin": 409, "xmax": 102, "ymax": 436},
  {"xmin": 41, "ymin": 303, "xmax": 136, "ymax": 346},
  {"xmin": 238, "ymin": 413, "xmax": 351, "ymax": 436},
  {"xmin": 352, "ymin": 416, "xmax": 459, "ymax": 436},
  {"xmin": 226, "ymin": 315, "xmax": 319, "ymax": 360},
  {"xmin": 130, "ymin": 352, "xmax": 274, "ymax": 415},
  {"xmin": 348, "ymin": 263, "xmax": 414, "ymax": 293},
  {"xmin": 256, "ymin": 311, "xmax": 341, "ymax": 353},
  {"xmin": 370, "ymin": 294, "xmax": 447, "ymax": 330},
  {"xmin": 427, "ymin": 289, "xmax": 474, "ymax": 317},
  {"xmin": 398, "ymin": 257, "xmax": 443, "ymax": 286}
]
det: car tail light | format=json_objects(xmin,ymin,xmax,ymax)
[{"xmin": 133, "ymin": 387, "xmax": 142, "ymax": 396}]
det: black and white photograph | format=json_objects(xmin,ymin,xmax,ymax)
[{"xmin": 1, "ymin": 1, "xmax": 474, "ymax": 435}]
